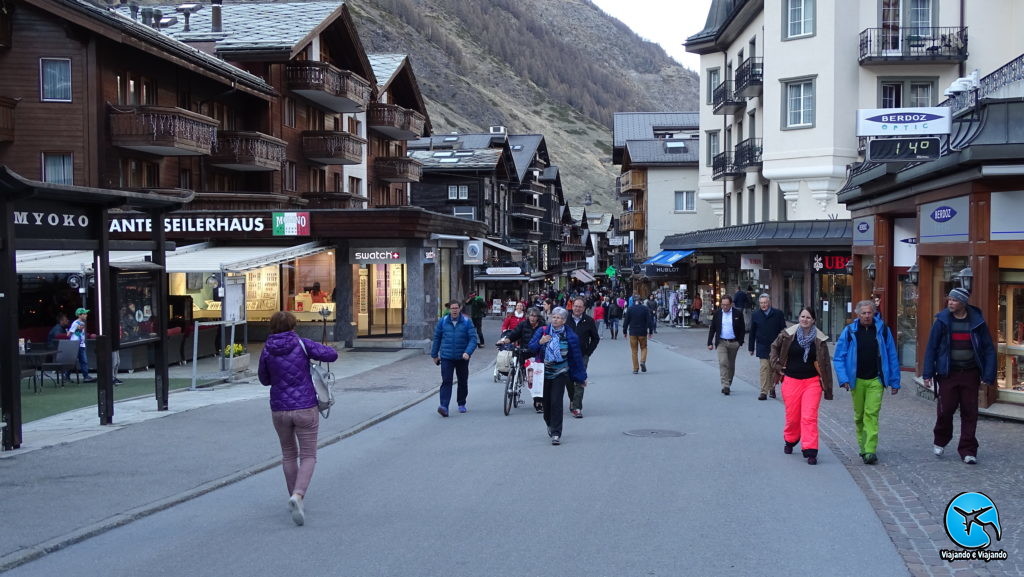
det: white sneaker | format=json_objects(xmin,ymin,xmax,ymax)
[
  {"xmin": 933, "ymin": 445, "xmax": 944, "ymax": 456},
  {"xmin": 289, "ymin": 494, "xmax": 305, "ymax": 526},
  {"xmin": 964, "ymin": 456, "xmax": 977, "ymax": 465}
]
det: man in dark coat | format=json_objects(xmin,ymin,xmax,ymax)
[
  {"xmin": 622, "ymin": 298, "xmax": 653, "ymax": 374},
  {"xmin": 733, "ymin": 285, "xmax": 753, "ymax": 329},
  {"xmin": 465, "ymin": 292, "xmax": 486, "ymax": 346},
  {"xmin": 566, "ymin": 297, "xmax": 601, "ymax": 417},
  {"xmin": 748, "ymin": 294, "xmax": 787, "ymax": 400},
  {"xmin": 707, "ymin": 295, "xmax": 746, "ymax": 396}
]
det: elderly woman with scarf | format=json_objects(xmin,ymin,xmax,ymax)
[
  {"xmin": 769, "ymin": 306, "xmax": 833, "ymax": 465},
  {"xmin": 528, "ymin": 307, "xmax": 588, "ymax": 445}
]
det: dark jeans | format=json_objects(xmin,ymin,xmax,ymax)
[
  {"xmin": 472, "ymin": 316, "xmax": 484, "ymax": 345},
  {"xmin": 439, "ymin": 358, "xmax": 469, "ymax": 409},
  {"xmin": 565, "ymin": 355, "xmax": 589, "ymax": 411},
  {"xmin": 76, "ymin": 346, "xmax": 90, "ymax": 377},
  {"xmin": 933, "ymin": 368, "xmax": 981, "ymax": 458},
  {"xmin": 544, "ymin": 372, "xmax": 570, "ymax": 437}
]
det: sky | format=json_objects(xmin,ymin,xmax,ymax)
[{"xmin": 590, "ymin": 0, "xmax": 714, "ymax": 71}]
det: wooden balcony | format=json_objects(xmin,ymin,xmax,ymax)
[
  {"xmin": 617, "ymin": 169, "xmax": 647, "ymax": 197},
  {"xmin": 617, "ymin": 211, "xmax": 645, "ymax": 232},
  {"xmin": 109, "ymin": 106, "xmax": 219, "ymax": 156},
  {"xmin": 712, "ymin": 151, "xmax": 744, "ymax": 181},
  {"xmin": 0, "ymin": 96, "xmax": 17, "ymax": 142},
  {"xmin": 510, "ymin": 220, "xmax": 543, "ymax": 240},
  {"xmin": 286, "ymin": 61, "xmax": 372, "ymax": 113},
  {"xmin": 301, "ymin": 131, "xmax": 365, "ymax": 165},
  {"xmin": 510, "ymin": 192, "xmax": 546, "ymax": 218},
  {"xmin": 859, "ymin": 26, "xmax": 968, "ymax": 65},
  {"xmin": 368, "ymin": 103, "xmax": 426, "ymax": 140},
  {"xmin": 209, "ymin": 131, "xmax": 286, "ymax": 172},
  {"xmin": 374, "ymin": 157, "xmax": 422, "ymax": 182},
  {"xmin": 712, "ymin": 80, "xmax": 745, "ymax": 115},
  {"xmin": 735, "ymin": 57, "xmax": 763, "ymax": 97}
]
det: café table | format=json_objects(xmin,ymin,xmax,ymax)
[{"xmin": 18, "ymin": 349, "xmax": 57, "ymax": 392}]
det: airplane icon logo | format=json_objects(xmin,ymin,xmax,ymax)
[{"xmin": 945, "ymin": 492, "xmax": 1002, "ymax": 550}]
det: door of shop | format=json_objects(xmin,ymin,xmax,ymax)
[
  {"xmin": 818, "ymin": 272, "xmax": 852, "ymax": 341},
  {"xmin": 359, "ymin": 263, "xmax": 405, "ymax": 337}
]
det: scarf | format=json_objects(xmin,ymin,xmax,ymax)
[
  {"xmin": 514, "ymin": 311, "xmax": 524, "ymax": 318},
  {"xmin": 795, "ymin": 325, "xmax": 816, "ymax": 363},
  {"xmin": 545, "ymin": 325, "xmax": 565, "ymax": 363}
]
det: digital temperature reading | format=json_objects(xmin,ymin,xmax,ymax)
[{"xmin": 867, "ymin": 137, "xmax": 941, "ymax": 162}]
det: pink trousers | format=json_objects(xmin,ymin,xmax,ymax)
[{"xmin": 782, "ymin": 375, "xmax": 822, "ymax": 452}]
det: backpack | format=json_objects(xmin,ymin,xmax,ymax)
[{"xmin": 608, "ymin": 301, "xmax": 622, "ymax": 318}]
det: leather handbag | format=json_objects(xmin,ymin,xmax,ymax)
[{"xmin": 298, "ymin": 339, "xmax": 335, "ymax": 418}]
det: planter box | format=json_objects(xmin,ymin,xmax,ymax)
[{"xmin": 222, "ymin": 353, "xmax": 251, "ymax": 373}]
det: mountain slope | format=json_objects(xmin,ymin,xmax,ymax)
[{"xmin": 351, "ymin": 0, "xmax": 700, "ymax": 211}]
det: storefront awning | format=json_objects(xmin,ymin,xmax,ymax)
[
  {"xmin": 642, "ymin": 250, "xmax": 694, "ymax": 266},
  {"xmin": 165, "ymin": 242, "xmax": 326, "ymax": 273},
  {"xmin": 16, "ymin": 250, "xmax": 152, "ymax": 274},
  {"xmin": 474, "ymin": 275, "xmax": 530, "ymax": 282},
  {"xmin": 571, "ymin": 269, "xmax": 597, "ymax": 283},
  {"xmin": 475, "ymin": 237, "xmax": 522, "ymax": 262}
]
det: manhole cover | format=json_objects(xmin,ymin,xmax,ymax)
[{"xmin": 623, "ymin": 429, "xmax": 685, "ymax": 438}]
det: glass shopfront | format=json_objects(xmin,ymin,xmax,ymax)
[
  {"xmin": 996, "ymin": 256, "xmax": 1024, "ymax": 401},
  {"xmin": 356, "ymin": 263, "xmax": 405, "ymax": 336},
  {"xmin": 896, "ymin": 275, "xmax": 918, "ymax": 369}
]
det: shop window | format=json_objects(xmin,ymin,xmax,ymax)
[
  {"xmin": 997, "ymin": 267, "xmax": 1024, "ymax": 396},
  {"xmin": 280, "ymin": 252, "xmax": 335, "ymax": 320}
]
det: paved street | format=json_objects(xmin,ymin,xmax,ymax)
[{"xmin": 0, "ymin": 315, "xmax": 1020, "ymax": 576}]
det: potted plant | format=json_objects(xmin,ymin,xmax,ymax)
[{"xmin": 222, "ymin": 342, "xmax": 250, "ymax": 372}]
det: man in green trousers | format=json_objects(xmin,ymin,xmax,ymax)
[{"xmin": 833, "ymin": 299, "xmax": 901, "ymax": 465}]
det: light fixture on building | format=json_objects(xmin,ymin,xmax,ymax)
[
  {"xmin": 845, "ymin": 257, "xmax": 855, "ymax": 275},
  {"xmin": 907, "ymin": 262, "xmax": 919, "ymax": 285},
  {"xmin": 955, "ymin": 267, "xmax": 974, "ymax": 292},
  {"xmin": 865, "ymin": 262, "xmax": 877, "ymax": 281}
]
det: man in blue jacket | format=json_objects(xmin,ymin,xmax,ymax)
[
  {"xmin": 430, "ymin": 300, "xmax": 479, "ymax": 417},
  {"xmin": 922, "ymin": 288, "xmax": 997, "ymax": 465},
  {"xmin": 833, "ymin": 300, "xmax": 900, "ymax": 465}
]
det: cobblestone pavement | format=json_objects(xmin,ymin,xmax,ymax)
[{"xmin": 645, "ymin": 322, "xmax": 1023, "ymax": 577}]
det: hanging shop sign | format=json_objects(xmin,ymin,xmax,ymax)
[
  {"xmin": 740, "ymin": 253, "xmax": 763, "ymax": 270},
  {"xmin": 349, "ymin": 248, "xmax": 406, "ymax": 264},
  {"xmin": 893, "ymin": 218, "xmax": 917, "ymax": 266},
  {"xmin": 486, "ymin": 267, "xmax": 522, "ymax": 275},
  {"xmin": 694, "ymin": 255, "xmax": 716, "ymax": 264},
  {"xmin": 853, "ymin": 216, "xmax": 874, "ymax": 246},
  {"xmin": 12, "ymin": 200, "xmax": 97, "ymax": 240},
  {"xmin": 920, "ymin": 196, "xmax": 969, "ymax": 243}
]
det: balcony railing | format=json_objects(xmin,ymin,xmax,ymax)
[
  {"xmin": 510, "ymin": 192, "xmax": 545, "ymax": 218},
  {"xmin": 209, "ymin": 131, "xmax": 286, "ymax": 171},
  {"xmin": 301, "ymin": 131, "xmax": 365, "ymax": 165},
  {"xmin": 734, "ymin": 138, "xmax": 763, "ymax": 170},
  {"xmin": 374, "ymin": 157, "xmax": 422, "ymax": 182},
  {"xmin": 0, "ymin": 96, "xmax": 17, "ymax": 142},
  {"xmin": 617, "ymin": 211, "xmax": 645, "ymax": 232},
  {"xmin": 109, "ymin": 106, "xmax": 219, "ymax": 156},
  {"xmin": 367, "ymin": 103, "xmax": 426, "ymax": 140},
  {"xmin": 510, "ymin": 222, "xmax": 543, "ymax": 239},
  {"xmin": 942, "ymin": 52, "xmax": 1024, "ymax": 117},
  {"xmin": 712, "ymin": 80, "xmax": 745, "ymax": 115},
  {"xmin": 735, "ymin": 57, "xmax": 763, "ymax": 97},
  {"xmin": 712, "ymin": 151, "xmax": 743, "ymax": 181},
  {"xmin": 858, "ymin": 26, "xmax": 967, "ymax": 64},
  {"xmin": 285, "ymin": 61, "xmax": 372, "ymax": 113}
]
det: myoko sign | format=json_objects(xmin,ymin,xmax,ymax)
[
  {"xmin": 12, "ymin": 201, "xmax": 97, "ymax": 240},
  {"xmin": 856, "ymin": 107, "xmax": 951, "ymax": 136}
]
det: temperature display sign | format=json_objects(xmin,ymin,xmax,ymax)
[{"xmin": 867, "ymin": 137, "xmax": 941, "ymax": 162}]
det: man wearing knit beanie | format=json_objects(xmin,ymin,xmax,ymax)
[{"xmin": 922, "ymin": 286, "xmax": 997, "ymax": 465}]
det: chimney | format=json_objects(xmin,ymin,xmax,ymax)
[
  {"xmin": 140, "ymin": 6, "xmax": 152, "ymax": 26},
  {"xmin": 182, "ymin": 11, "xmax": 191, "ymax": 31},
  {"xmin": 129, "ymin": 2, "xmax": 138, "ymax": 19},
  {"xmin": 152, "ymin": 9, "xmax": 162, "ymax": 29},
  {"xmin": 211, "ymin": 0, "xmax": 222, "ymax": 33}
]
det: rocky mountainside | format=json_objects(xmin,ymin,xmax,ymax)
[{"xmin": 350, "ymin": 0, "xmax": 701, "ymax": 212}]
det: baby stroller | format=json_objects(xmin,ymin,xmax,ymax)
[{"xmin": 493, "ymin": 330, "xmax": 516, "ymax": 382}]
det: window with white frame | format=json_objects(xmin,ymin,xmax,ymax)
[
  {"xmin": 453, "ymin": 206, "xmax": 475, "ymax": 220},
  {"xmin": 783, "ymin": 77, "xmax": 815, "ymax": 129},
  {"xmin": 880, "ymin": 78, "xmax": 936, "ymax": 108},
  {"xmin": 674, "ymin": 190, "xmax": 696, "ymax": 212},
  {"xmin": 40, "ymin": 58, "xmax": 72, "ymax": 102},
  {"xmin": 706, "ymin": 68, "xmax": 721, "ymax": 105},
  {"xmin": 448, "ymin": 185, "xmax": 469, "ymax": 200},
  {"xmin": 909, "ymin": 0, "xmax": 934, "ymax": 34},
  {"xmin": 784, "ymin": 0, "xmax": 815, "ymax": 39},
  {"xmin": 706, "ymin": 130, "xmax": 720, "ymax": 166},
  {"xmin": 42, "ymin": 153, "xmax": 73, "ymax": 184}
]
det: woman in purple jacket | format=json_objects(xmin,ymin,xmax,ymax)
[{"xmin": 258, "ymin": 311, "xmax": 338, "ymax": 526}]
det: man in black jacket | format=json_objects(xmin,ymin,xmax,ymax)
[
  {"xmin": 566, "ymin": 298, "xmax": 601, "ymax": 418},
  {"xmin": 622, "ymin": 298, "xmax": 653, "ymax": 375},
  {"xmin": 748, "ymin": 294, "xmax": 787, "ymax": 400},
  {"xmin": 707, "ymin": 295, "xmax": 746, "ymax": 395}
]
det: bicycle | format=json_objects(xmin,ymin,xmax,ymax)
[{"xmin": 502, "ymin": 347, "xmax": 530, "ymax": 415}]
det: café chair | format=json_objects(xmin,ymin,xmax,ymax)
[{"xmin": 40, "ymin": 339, "xmax": 81, "ymax": 387}]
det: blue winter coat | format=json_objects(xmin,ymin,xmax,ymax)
[
  {"xmin": 430, "ymin": 313, "xmax": 479, "ymax": 360},
  {"xmin": 922, "ymin": 305, "xmax": 997, "ymax": 384},
  {"xmin": 527, "ymin": 324, "xmax": 588, "ymax": 383},
  {"xmin": 832, "ymin": 315, "xmax": 901, "ymax": 390},
  {"xmin": 258, "ymin": 332, "xmax": 339, "ymax": 412}
]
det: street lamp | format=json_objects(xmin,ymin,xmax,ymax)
[
  {"xmin": 907, "ymin": 262, "xmax": 919, "ymax": 285},
  {"xmin": 865, "ymin": 262, "xmax": 877, "ymax": 281},
  {"xmin": 955, "ymin": 267, "xmax": 973, "ymax": 292},
  {"xmin": 845, "ymin": 257, "xmax": 855, "ymax": 275}
]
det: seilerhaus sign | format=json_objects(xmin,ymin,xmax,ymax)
[{"xmin": 856, "ymin": 107, "xmax": 951, "ymax": 136}]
